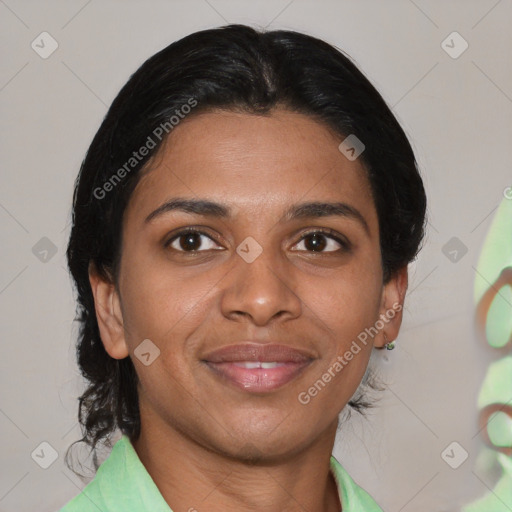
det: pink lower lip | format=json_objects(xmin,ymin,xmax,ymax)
[{"xmin": 205, "ymin": 361, "xmax": 311, "ymax": 392}]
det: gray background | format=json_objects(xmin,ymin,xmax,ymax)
[{"xmin": 1, "ymin": 1, "xmax": 511, "ymax": 511}]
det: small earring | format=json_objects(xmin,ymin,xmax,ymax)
[{"xmin": 384, "ymin": 334, "xmax": 395, "ymax": 350}]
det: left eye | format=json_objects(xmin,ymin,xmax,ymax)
[{"xmin": 292, "ymin": 232, "xmax": 347, "ymax": 253}]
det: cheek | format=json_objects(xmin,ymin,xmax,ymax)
[
  {"xmin": 299, "ymin": 285, "xmax": 378, "ymax": 413},
  {"xmin": 120, "ymin": 276, "xmax": 184, "ymax": 343},
  {"xmin": 119, "ymin": 242, "xmax": 194, "ymax": 336},
  {"xmin": 118, "ymin": 251, "xmax": 222, "ymax": 374},
  {"xmin": 309, "ymin": 262, "xmax": 382, "ymax": 339}
]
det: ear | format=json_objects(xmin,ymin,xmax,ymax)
[
  {"xmin": 374, "ymin": 265, "xmax": 408, "ymax": 348},
  {"xmin": 88, "ymin": 261, "xmax": 129, "ymax": 359}
]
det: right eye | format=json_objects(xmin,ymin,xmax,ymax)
[{"xmin": 165, "ymin": 228, "xmax": 224, "ymax": 253}]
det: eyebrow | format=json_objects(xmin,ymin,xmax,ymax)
[{"xmin": 144, "ymin": 198, "xmax": 369, "ymax": 233}]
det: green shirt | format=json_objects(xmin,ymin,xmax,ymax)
[{"xmin": 59, "ymin": 434, "xmax": 383, "ymax": 511}]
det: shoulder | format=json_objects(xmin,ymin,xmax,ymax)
[
  {"xmin": 330, "ymin": 455, "xmax": 384, "ymax": 512},
  {"xmin": 58, "ymin": 473, "xmax": 107, "ymax": 512},
  {"xmin": 58, "ymin": 436, "xmax": 127, "ymax": 512},
  {"xmin": 57, "ymin": 435, "xmax": 172, "ymax": 512}
]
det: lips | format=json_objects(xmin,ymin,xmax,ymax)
[{"xmin": 202, "ymin": 343, "xmax": 314, "ymax": 392}]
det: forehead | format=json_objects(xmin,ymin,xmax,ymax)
[{"xmin": 125, "ymin": 108, "xmax": 377, "ymax": 227}]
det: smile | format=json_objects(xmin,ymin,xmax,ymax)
[
  {"xmin": 202, "ymin": 343, "xmax": 315, "ymax": 393},
  {"xmin": 233, "ymin": 361, "xmax": 285, "ymax": 369}
]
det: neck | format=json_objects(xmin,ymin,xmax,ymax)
[{"xmin": 132, "ymin": 410, "xmax": 342, "ymax": 512}]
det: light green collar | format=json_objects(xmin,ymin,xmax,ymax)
[{"xmin": 60, "ymin": 434, "xmax": 383, "ymax": 511}]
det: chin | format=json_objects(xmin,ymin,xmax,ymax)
[
  {"xmin": 217, "ymin": 437, "xmax": 304, "ymax": 466},
  {"xmin": 211, "ymin": 419, "xmax": 313, "ymax": 465}
]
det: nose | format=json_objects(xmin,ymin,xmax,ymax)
[{"xmin": 220, "ymin": 245, "xmax": 302, "ymax": 326}]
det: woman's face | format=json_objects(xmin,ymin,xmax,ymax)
[{"xmin": 91, "ymin": 108, "xmax": 406, "ymax": 461}]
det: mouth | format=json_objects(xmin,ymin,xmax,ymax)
[{"xmin": 202, "ymin": 343, "xmax": 315, "ymax": 393}]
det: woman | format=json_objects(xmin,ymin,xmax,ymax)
[{"xmin": 60, "ymin": 24, "xmax": 426, "ymax": 511}]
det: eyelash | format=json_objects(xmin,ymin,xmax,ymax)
[{"xmin": 164, "ymin": 227, "xmax": 350, "ymax": 254}]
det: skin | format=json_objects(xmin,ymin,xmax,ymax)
[{"xmin": 89, "ymin": 108, "xmax": 408, "ymax": 511}]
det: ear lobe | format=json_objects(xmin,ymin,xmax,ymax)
[
  {"xmin": 88, "ymin": 262, "xmax": 129, "ymax": 360},
  {"xmin": 375, "ymin": 265, "xmax": 408, "ymax": 348}
]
